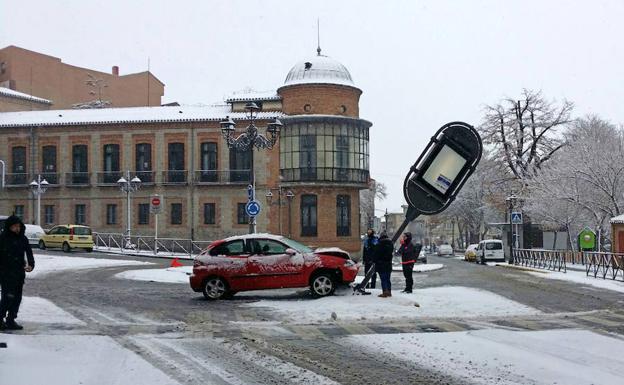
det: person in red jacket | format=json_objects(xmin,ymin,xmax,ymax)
[{"xmin": 397, "ymin": 232, "xmax": 420, "ymax": 293}]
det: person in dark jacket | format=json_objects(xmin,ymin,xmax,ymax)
[
  {"xmin": 0, "ymin": 215, "xmax": 35, "ymax": 331},
  {"xmin": 361, "ymin": 228, "xmax": 379, "ymax": 289},
  {"xmin": 397, "ymin": 232, "xmax": 421, "ymax": 293},
  {"xmin": 374, "ymin": 231, "xmax": 394, "ymax": 298}
]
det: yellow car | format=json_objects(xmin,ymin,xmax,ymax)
[
  {"xmin": 39, "ymin": 224, "xmax": 94, "ymax": 252},
  {"xmin": 464, "ymin": 244, "xmax": 479, "ymax": 262}
]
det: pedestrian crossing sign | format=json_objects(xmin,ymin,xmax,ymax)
[{"xmin": 511, "ymin": 212, "xmax": 522, "ymax": 224}]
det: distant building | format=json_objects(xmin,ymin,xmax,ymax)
[
  {"xmin": 0, "ymin": 87, "xmax": 51, "ymax": 112},
  {"xmin": 0, "ymin": 45, "xmax": 164, "ymax": 109}
]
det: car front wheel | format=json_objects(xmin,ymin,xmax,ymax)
[
  {"xmin": 38, "ymin": 240, "xmax": 46, "ymax": 250},
  {"xmin": 62, "ymin": 242, "xmax": 71, "ymax": 253},
  {"xmin": 203, "ymin": 277, "xmax": 228, "ymax": 300},
  {"xmin": 310, "ymin": 273, "xmax": 336, "ymax": 298}
]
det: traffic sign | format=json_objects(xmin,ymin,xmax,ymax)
[
  {"xmin": 245, "ymin": 200, "xmax": 261, "ymax": 217},
  {"xmin": 511, "ymin": 212, "xmax": 522, "ymax": 224},
  {"xmin": 150, "ymin": 194, "xmax": 163, "ymax": 214}
]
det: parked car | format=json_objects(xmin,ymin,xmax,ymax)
[
  {"xmin": 39, "ymin": 224, "xmax": 94, "ymax": 252},
  {"xmin": 25, "ymin": 224, "xmax": 46, "ymax": 246},
  {"xmin": 190, "ymin": 233, "xmax": 359, "ymax": 300},
  {"xmin": 437, "ymin": 244, "xmax": 454, "ymax": 256},
  {"xmin": 476, "ymin": 239, "xmax": 505, "ymax": 263},
  {"xmin": 464, "ymin": 244, "xmax": 479, "ymax": 261},
  {"xmin": 418, "ymin": 249, "xmax": 427, "ymax": 264}
]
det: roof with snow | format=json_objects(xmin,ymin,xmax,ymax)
[
  {"xmin": 610, "ymin": 214, "xmax": 624, "ymax": 224},
  {"xmin": 282, "ymin": 54, "xmax": 356, "ymax": 88},
  {"xmin": 225, "ymin": 89, "xmax": 281, "ymax": 103},
  {"xmin": 0, "ymin": 105, "xmax": 284, "ymax": 128},
  {"xmin": 0, "ymin": 87, "xmax": 52, "ymax": 104}
]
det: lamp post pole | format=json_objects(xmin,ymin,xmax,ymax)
[
  {"xmin": 220, "ymin": 102, "xmax": 283, "ymax": 234},
  {"xmin": 29, "ymin": 175, "xmax": 49, "ymax": 226},
  {"xmin": 506, "ymin": 194, "xmax": 517, "ymax": 264},
  {"xmin": 117, "ymin": 170, "xmax": 142, "ymax": 249}
]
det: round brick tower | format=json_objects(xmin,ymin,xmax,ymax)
[{"xmin": 276, "ymin": 51, "xmax": 372, "ymax": 254}]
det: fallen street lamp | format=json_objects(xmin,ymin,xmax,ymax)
[
  {"xmin": 220, "ymin": 102, "xmax": 283, "ymax": 234},
  {"xmin": 265, "ymin": 187, "xmax": 295, "ymax": 236},
  {"xmin": 30, "ymin": 175, "xmax": 49, "ymax": 226},
  {"xmin": 117, "ymin": 171, "xmax": 142, "ymax": 249}
]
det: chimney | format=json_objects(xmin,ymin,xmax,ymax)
[{"xmin": 112, "ymin": 66, "xmax": 119, "ymax": 76}]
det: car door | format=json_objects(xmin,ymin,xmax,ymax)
[
  {"xmin": 46, "ymin": 226, "xmax": 60, "ymax": 247},
  {"xmin": 209, "ymin": 240, "xmax": 251, "ymax": 291},
  {"xmin": 484, "ymin": 242, "xmax": 496, "ymax": 260},
  {"xmin": 246, "ymin": 238, "xmax": 305, "ymax": 289}
]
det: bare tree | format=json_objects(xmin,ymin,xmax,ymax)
[
  {"xmin": 360, "ymin": 180, "xmax": 388, "ymax": 232},
  {"xmin": 480, "ymin": 89, "xmax": 574, "ymax": 181}
]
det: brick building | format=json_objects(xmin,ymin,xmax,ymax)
[
  {"xmin": 0, "ymin": 87, "xmax": 51, "ymax": 112},
  {"xmin": 0, "ymin": 51, "xmax": 371, "ymax": 253},
  {"xmin": 0, "ymin": 45, "xmax": 164, "ymax": 109}
]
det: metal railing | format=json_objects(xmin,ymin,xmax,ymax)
[
  {"xmin": 96, "ymin": 171, "xmax": 122, "ymax": 186},
  {"xmin": 281, "ymin": 167, "xmax": 369, "ymax": 183},
  {"xmin": 513, "ymin": 249, "xmax": 567, "ymax": 272},
  {"xmin": 583, "ymin": 252, "xmax": 624, "ymax": 281},
  {"xmin": 194, "ymin": 169, "xmax": 251, "ymax": 184},
  {"xmin": 93, "ymin": 232, "xmax": 212, "ymax": 258},
  {"xmin": 161, "ymin": 170, "xmax": 188, "ymax": 185},
  {"xmin": 4, "ymin": 173, "xmax": 29, "ymax": 187},
  {"xmin": 65, "ymin": 172, "xmax": 91, "ymax": 186}
]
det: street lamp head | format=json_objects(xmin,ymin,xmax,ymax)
[
  {"xmin": 117, "ymin": 176, "xmax": 128, "ymax": 187},
  {"xmin": 219, "ymin": 116, "xmax": 236, "ymax": 136},
  {"xmin": 245, "ymin": 102, "xmax": 260, "ymax": 112},
  {"xmin": 285, "ymin": 190, "xmax": 294, "ymax": 200},
  {"xmin": 29, "ymin": 180, "xmax": 38, "ymax": 190},
  {"xmin": 130, "ymin": 176, "xmax": 142, "ymax": 190},
  {"xmin": 267, "ymin": 118, "xmax": 283, "ymax": 135},
  {"xmin": 265, "ymin": 190, "xmax": 274, "ymax": 203}
]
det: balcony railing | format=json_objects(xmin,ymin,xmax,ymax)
[
  {"xmin": 96, "ymin": 171, "xmax": 122, "ymax": 186},
  {"xmin": 66, "ymin": 172, "xmax": 91, "ymax": 186},
  {"xmin": 162, "ymin": 170, "xmax": 188, "ymax": 185},
  {"xmin": 281, "ymin": 167, "xmax": 369, "ymax": 184},
  {"xmin": 5, "ymin": 173, "xmax": 29, "ymax": 187},
  {"xmin": 41, "ymin": 172, "xmax": 60, "ymax": 185},
  {"xmin": 194, "ymin": 169, "xmax": 251, "ymax": 184},
  {"xmin": 135, "ymin": 170, "xmax": 155, "ymax": 184}
]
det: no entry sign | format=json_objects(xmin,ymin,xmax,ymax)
[{"xmin": 150, "ymin": 194, "xmax": 163, "ymax": 214}]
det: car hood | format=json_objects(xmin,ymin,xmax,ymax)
[{"xmin": 314, "ymin": 247, "xmax": 350, "ymax": 260}]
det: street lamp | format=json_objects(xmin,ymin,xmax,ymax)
[
  {"xmin": 220, "ymin": 102, "xmax": 283, "ymax": 234},
  {"xmin": 30, "ymin": 175, "xmax": 49, "ymax": 226},
  {"xmin": 506, "ymin": 194, "xmax": 518, "ymax": 264},
  {"xmin": 117, "ymin": 171, "xmax": 141, "ymax": 248},
  {"xmin": 265, "ymin": 188, "xmax": 295, "ymax": 236}
]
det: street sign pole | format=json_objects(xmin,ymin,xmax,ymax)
[
  {"xmin": 154, "ymin": 213, "xmax": 158, "ymax": 256},
  {"xmin": 150, "ymin": 195, "xmax": 162, "ymax": 255}
]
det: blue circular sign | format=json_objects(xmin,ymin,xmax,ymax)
[{"xmin": 245, "ymin": 200, "xmax": 261, "ymax": 217}]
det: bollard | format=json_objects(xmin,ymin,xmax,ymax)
[{"xmin": 0, "ymin": 342, "xmax": 7, "ymax": 348}]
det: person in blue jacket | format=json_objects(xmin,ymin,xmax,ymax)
[{"xmin": 361, "ymin": 228, "xmax": 379, "ymax": 289}]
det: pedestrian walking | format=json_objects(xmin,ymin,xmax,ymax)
[
  {"xmin": 361, "ymin": 228, "xmax": 379, "ymax": 289},
  {"xmin": 397, "ymin": 232, "xmax": 421, "ymax": 293},
  {"xmin": 0, "ymin": 215, "xmax": 35, "ymax": 331},
  {"xmin": 374, "ymin": 231, "xmax": 394, "ymax": 298}
]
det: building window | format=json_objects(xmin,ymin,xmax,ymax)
[
  {"xmin": 170, "ymin": 203, "xmax": 183, "ymax": 225},
  {"xmin": 138, "ymin": 203, "xmax": 150, "ymax": 225},
  {"xmin": 167, "ymin": 142, "xmax": 185, "ymax": 183},
  {"xmin": 136, "ymin": 143, "xmax": 152, "ymax": 183},
  {"xmin": 102, "ymin": 144, "xmax": 120, "ymax": 183},
  {"xmin": 11, "ymin": 146, "xmax": 26, "ymax": 185},
  {"xmin": 237, "ymin": 203, "xmax": 249, "ymax": 225},
  {"xmin": 200, "ymin": 142, "xmax": 218, "ymax": 182},
  {"xmin": 336, "ymin": 195, "xmax": 351, "ymax": 236},
  {"xmin": 300, "ymin": 135, "xmax": 317, "ymax": 180},
  {"xmin": 106, "ymin": 204, "xmax": 117, "ymax": 225},
  {"xmin": 75, "ymin": 204, "xmax": 86, "ymax": 225},
  {"xmin": 203, "ymin": 203, "xmax": 216, "ymax": 224},
  {"xmin": 300, "ymin": 195, "xmax": 317, "ymax": 236},
  {"xmin": 72, "ymin": 145, "xmax": 89, "ymax": 184},
  {"xmin": 44, "ymin": 205, "xmax": 55, "ymax": 225},
  {"xmin": 42, "ymin": 145, "xmax": 57, "ymax": 184},
  {"xmin": 229, "ymin": 148, "xmax": 251, "ymax": 182},
  {"xmin": 336, "ymin": 135, "xmax": 349, "ymax": 181},
  {"xmin": 304, "ymin": 104, "xmax": 312, "ymax": 112},
  {"xmin": 13, "ymin": 205, "xmax": 24, "ymax": 220}
]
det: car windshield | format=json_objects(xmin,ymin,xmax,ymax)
[
  {"xmin": 279, "ymin": 237, "xmax": 313, "ymax": 253},
  {"xmin": 73, "ymin": 227, "xmax": 92, "ymax": 235}
]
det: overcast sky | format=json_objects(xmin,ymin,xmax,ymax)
[{"xmin": 2, "ymin": 0, "xmax": 623, "ymax": 213}]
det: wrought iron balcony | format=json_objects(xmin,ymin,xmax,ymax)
[
  {"xmin": 194, "ymin": 170, "xmax": 251, "ymax": 185},
  {"xmin": 162, "ymin": 170, "xmax": 188, "ymax": 185},
  {"xmin": 65, "ymin": 172, "xmax": 91, "ymax": 186},
  {"xmin": 280, "ymin": 167, "xmax": 369, "ymax": 184}
]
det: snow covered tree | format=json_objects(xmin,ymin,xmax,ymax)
[
  {"xmin": 479, "ymin": 89, "xmax": 574, "ymax": 182},
  {"xmin": 359, "ymin": 180, "xmax": 387, "ymax": 232}
]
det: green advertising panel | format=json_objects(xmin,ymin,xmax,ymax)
[{"xmin": 578, "ymin": 227, "xmax": 596, "ymax": 250}]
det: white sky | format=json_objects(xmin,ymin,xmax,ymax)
[{"xmin": 2, "ymin": 0, "xmax": 623, "ymax": 213}]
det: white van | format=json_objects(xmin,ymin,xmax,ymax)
[
  {"xmin": 476, "ymin": 239, "xmax": 505, "ymax": 263},
  {"xmin": 24, "ymin": 224, "xmax": 46, "ymax": 246}
]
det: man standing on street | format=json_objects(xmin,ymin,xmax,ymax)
[
  {"xmin": 0, "ymin": 215, "xmax": 35, "ymax": 331},
  {"xmin": 362, "ymin": 228, "xmax": 379, "ymax": 289},
  {"xmin": 398, "ymin": 232, "xmax": 421, "ymax": 294}
]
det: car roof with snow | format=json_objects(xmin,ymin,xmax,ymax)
[{"xmin": 222, "ymin": 233, "xmax": 286, "ymax": 242}]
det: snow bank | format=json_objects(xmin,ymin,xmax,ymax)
[
  {"xmin": 115, "ymin": 266, "xmax": 193, "ymax": 284},
  {"xmin": 18, "ymin": 296, "xmax": 85, "ymax": 325},
  {"xmin": 392, "ymin": 263, "xmax": 444, "ymax": 272},
  {"xmin": 243, "ymin": 286, "xmax": 540, "ymax": 324},
  {"xmin": 525, "ymin": 268, "xmax": 624, "ymax": 293},
  {"xmin": 346, "ymin": 329, "xmax": 624, "ymax": 385},
  {"xmin": 29, "ymin": 253, "xmax": 153, "ymax": 278},
  {"xmin": 0, "ymin": 335, "xmax": 178, "ymax": 385}
]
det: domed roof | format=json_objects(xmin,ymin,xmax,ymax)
[{"xmin": 283, "ymin": 53, "xmax": 355, "ymax": 88}]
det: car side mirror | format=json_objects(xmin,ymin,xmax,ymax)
[{"xmin": 285, "ymin": 248, "xmax": 297, "ymax": 256}]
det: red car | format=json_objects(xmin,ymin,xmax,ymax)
[{"xmin": 190, "ymin": 234, "xmax": 359, "ymax": 299}]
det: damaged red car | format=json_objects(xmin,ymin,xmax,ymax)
[{"xmin": 190, "ymin": 234, "xmax": 359, "ymax": 299}]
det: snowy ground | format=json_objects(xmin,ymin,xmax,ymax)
[
  {"xmin": 29, "ymin": 253, "xmax": 153, "ymax": 278},
  {"xmin": 116, "ymin": 266, "xmax": 192, "ymax": 284},
  {"xmin": 346, "ymin": 328, "xmax": 624, "ymax": 385},
  {"xmin": 392, "ymin": 263, "xmax": 444, "ymax": 272},
  {"xmin": 243, "ymin": 286, "xmax": 541, "ymax": 324},
  {"xmin": 1, "ymin": 334, "xmax": 179, "ymax": 385},
  {"xmin": 18, "ymin": 296, "xmax": 85, "ymax": 325}
]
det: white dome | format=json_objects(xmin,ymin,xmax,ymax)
[{"xmin": 283, "ymin": 54, "xmax": 355, "ymax": 87}]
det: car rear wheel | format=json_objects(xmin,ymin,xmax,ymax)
[
  {"xmin": 38, "ymin": 240, "xmax": 46, "ymax": 250},
  {"xmin": 202, "ymin": 277, "xmax": 229, "ymax": 300},
  {"xmin": 310, "ymin": 273, "xmax": 336, "ymax": 298},
  {"xmin": 85, "ymin": 248, "xmax": 93, "ymax": 253},
  {"xmin": 62, "ymin": 242, "xmax": 71, "ymax": 253}
]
